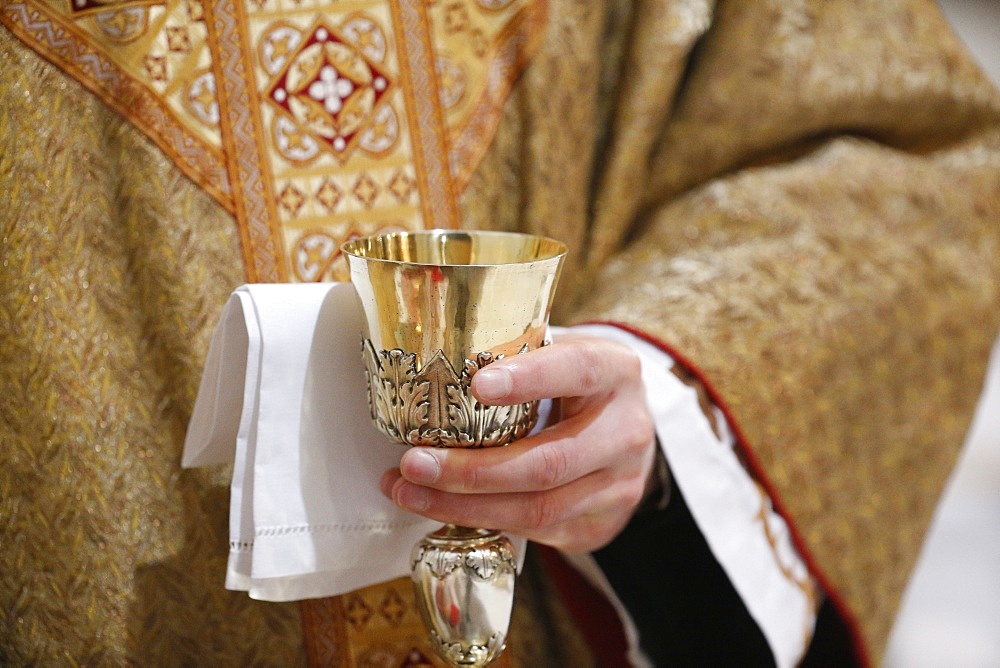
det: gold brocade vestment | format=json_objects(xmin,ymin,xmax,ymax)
[{"xmin": 3, "ymin": 0, "xmax": 1000, "ymax": 665}]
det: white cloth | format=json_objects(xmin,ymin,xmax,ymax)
[{"xmin": 183, "ymin": 283, "xmax": 488, "ymax": 601}]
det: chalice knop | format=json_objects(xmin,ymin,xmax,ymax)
[{"xmin": 343, "ymin": 230, "xmax": 566, "ymax": 667}]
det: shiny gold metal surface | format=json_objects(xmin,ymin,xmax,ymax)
[
  {"xmin": 343, "ymin": 230, "xmax": 566, "ymax": 449},
  {"xmin": 343, "ymin": 230, "xmax": 566, "ymax": 666},
  {"xmin": 410, "ymin": 525, "xmax": 517, "ymax": 667}
]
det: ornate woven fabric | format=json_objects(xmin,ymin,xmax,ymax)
[
  {"xmin": 0, "ymin": 0, "xmax": 545, "ymax": 281},
  {"xmin": 3, "ymin": 0, "xmax": 1000, "ymax": 665}
]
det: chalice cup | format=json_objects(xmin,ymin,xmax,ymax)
[{"xmin": 343, "ymin": 230, "xmax": 566, "ymax": 667}]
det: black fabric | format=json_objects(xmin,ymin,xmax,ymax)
[
  {"xmin": 800, "ymin": 597, "xmax": 863, "ymax": 667},
  {"xmin": 593, "ymin": 481, "xmax": 775, "ymax": 667},
  {"xmin": 594, "ymin": 481, "xmax": 865, "ymax": 667}
]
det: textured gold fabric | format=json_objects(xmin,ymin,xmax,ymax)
[
  {"xmin": 556, "ymin": 2, "xmax": 1000, "ymax": 661},
  {"xmin": 0, "ymin": 32, "xmax": 306, "ymax": 664},
  {"xmin": 3, "ymin": 0, "xmax": 1000, "ymax": 666}
]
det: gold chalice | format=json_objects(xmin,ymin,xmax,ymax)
[{"xmin": 343, "ymin": 230, "xmax": 566, "ymax": 667}]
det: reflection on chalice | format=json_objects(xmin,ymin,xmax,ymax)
[{"xmin": 343, "ymin": 230, "xmax": 566, "ymax": 667}]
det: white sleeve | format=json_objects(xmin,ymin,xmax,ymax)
[{"xmin": 559, "ymin": 324, "xmax": 819, "ymax": 668}]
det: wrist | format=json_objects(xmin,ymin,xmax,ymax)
[{"xmin": 637, "ymin": 440, "xmax": 671, "ymax": 515}]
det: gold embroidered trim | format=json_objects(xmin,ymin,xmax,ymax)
[
  {"xmin": 0, "ymin": 0, "xmax": 234, "ymax": 210},
  {"xmin": 391, "ymin": 0, "xmax": 461, "ymax": 233}
]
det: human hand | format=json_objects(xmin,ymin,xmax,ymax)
[{"xmin": 379, "ymin": 332, "xmax": 659, "ymax": 553}]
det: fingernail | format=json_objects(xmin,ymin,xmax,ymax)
[
  {"xmin": 474, "ymin": 366, "xmax": 513, "ymax": 402},
  {"xmin": 402, "ymin": 448, "xmax": 440, "ymax": 483},
  {"xmin": 393, "ymin": 479, "xmax": 430, "ymax": 512}
]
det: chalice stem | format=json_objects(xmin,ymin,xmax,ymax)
[{"xmin": 410, "ymin": 524, "xmax": 517, "ymax": 667}]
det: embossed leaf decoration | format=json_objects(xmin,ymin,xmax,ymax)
[
  {"xmin": 363, "ymin": 341, "xmax": 539, "ymax": 449},
  {"xmin": 362, "ymin": 340, "xmax": 397, "ymax": 437},
  {"xmin": 362, "ymin": 341, "xmax": 431, "ymax": 443},
  {"xmin": 465, "ymin": 549, "xmax": 500, "ymax": 581},
  {"xmin": 426, "ymin": 548, "xmax": 463, "ymax": 579}
]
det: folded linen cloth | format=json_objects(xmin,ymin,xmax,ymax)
[{"xmin": 182, "ymin": 283, "xmax": 527, "ymax": 602}]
